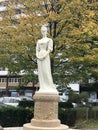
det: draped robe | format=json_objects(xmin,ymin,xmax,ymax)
[{"xmin": 36, "ymin": 37, "xmax": 58, "ymax": 94}]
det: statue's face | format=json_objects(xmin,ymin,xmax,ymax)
[{"xmin": 41, "ymin": 26, "xmax": 47, "ymax": 36}]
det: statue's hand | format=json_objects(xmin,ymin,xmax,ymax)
[
  {"xmin": 37, "ymin": 54, "xmax": 46, "ymax": 60},
  {"xmin": 37, "ymin": 57, "xmax": 45, "ymax": 61},
  {"xmin": 37, "ymin": 51, "xmax": 49, "ymax": 60}
]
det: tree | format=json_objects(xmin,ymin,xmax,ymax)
[
  {"xmin": 0, "ymin": 0, "xmax": 98, "ymax": 88},
  {"xmin": 80, "ymin": 92, "xmax": 89, "ymax": 103},
  {"xmin": 68, "ymin": 90, "xmax": 81, "ymax": 104}
]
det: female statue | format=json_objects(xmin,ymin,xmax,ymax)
[{"xmin": 36, "ymin": 25, "xmax": 58, "ymax": 94}]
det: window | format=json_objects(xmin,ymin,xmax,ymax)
[
  {"xmin": 8, "ymin": 78, "xmax": 19, "ymax": 83},
  {"xmin": 0, "ymin": 78, "xmax": 6, "ymax": 83}
]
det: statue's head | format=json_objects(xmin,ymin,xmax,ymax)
[{"xmin": 41, "ymin": 25, "xmax": 48, "ymax": 36}]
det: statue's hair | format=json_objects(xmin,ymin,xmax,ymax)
[{"xmin": 41, "ymin": 25, "xmax": 47, "ymax": 31}]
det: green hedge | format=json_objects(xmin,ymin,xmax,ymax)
[
  {"xmin": 19, "ymin": 101, "xmax": 76, "ymax": 126},
  {"xmin": 75, "ymin": 107, "xmax": 98, "ymax": 120},
  {"xmin": 59, "ymin": 108, "xmax": 76, "ymax": 126},
  {"xmin": 18, "ymin": 100, "xmax": 34, "ymax": 108},
  {"xmin": 0, "ymin": 107, "xmax": 33, "ymax": 127},
  {"xmin": 19, "ymin": 101, "xmax": 73, "ymax": 109},
  {"xmin": 0, "ymin": 102, "xmax": 76, "ymax": 127},
  {"xmin": 59, "ymin": 102, "xmax": 73, "ymax": 108}
]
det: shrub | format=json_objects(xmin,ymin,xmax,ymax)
[
  {"xmin": 59, "ymin": 102, "xmax": 73, "ymax": 108},
  {"xmin": 18, "ymin": 100, "xmax": 34, "ymax": 108},
  {"xmin": 75, "ymin": 107, "xmax": 98, "ymax": 120},
  {"xmin": 68, "ymin": 91, "xmax": 81, "ymax": 103},
  {"xmin": 0, "ymin": 102, "xmax": 76, "ymax": 127},
  {"xmin": 0, "ymin": 107, "xmax": 33, "ymax": 127},
  {"xmin": 79, "ymin": 92, "xmax": 89, "ymax": 103},
  {"xmin": 75, "ymin": 107, "xmax": 88, "ymax": 120},
  {"xmin": 58, "ymin": 108, "xmax": 76, "ymax": 126}
]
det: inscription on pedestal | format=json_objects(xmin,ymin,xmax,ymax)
[{"xmin": 34, "ymin": 101, "xmax": 58, "ymax": 120}]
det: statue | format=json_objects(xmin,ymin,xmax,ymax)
[
  {"xmin": 23, "ymin": 26, "xmax": 69, "ymax": 130},
  {"xmin": 36, "ymin": 25, "xmax": 58, "ymax": 94}
]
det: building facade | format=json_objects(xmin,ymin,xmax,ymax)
[{"xmin": 0, "ymin": 67, "xmax": 39, "ymax": 97}]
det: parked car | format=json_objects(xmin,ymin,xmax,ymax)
[
  {"xmin": 0, "ymin": 97, "xmax": 3, "ymax": 102},
  {"xmin": 0, "ymin": 102, "xmax": 8, "ymax": 108},
  {"xmin": 1, "ymin": 96, "xmax": 33, "ymax": 107},
  {"xmin": 18, "ymin": 96, "xmax": 33, "ymax": 101},
  {"xmin": 1, "ymin": 97, "xmax": 20, "ymax": 107}
]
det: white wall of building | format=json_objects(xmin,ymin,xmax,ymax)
[
  {"xmin": 0, "ymin": 68, "xmax": 8, "ymax": 75},
  {"xmin": 68, "ymin": 83, "xmax": 79, "ymax": 93}
]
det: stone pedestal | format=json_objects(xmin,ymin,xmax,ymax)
[{"xmin": 23, "ymin": 93, "xmax": 69, "ymax": 130}]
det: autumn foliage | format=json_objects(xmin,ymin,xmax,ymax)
[{"xmin": 0, "ymin": 0, "xmax": 98, "ymax": 86}]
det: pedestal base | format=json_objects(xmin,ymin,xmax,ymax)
[
  {"xmin": 23, "ymin": 123, "xmax": 69, "ymax": 130},
  {"xmin": 31, "ymin": 119, "xmax": 60, "ymax": 127},
  {"xmin": 23, "ymin": 93, "xmax": 69, "ymax": 130}
]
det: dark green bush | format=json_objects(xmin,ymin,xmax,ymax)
[
  {"xmin": 75, "ymin": 107, "xmax": 87, "ymax": 120},
  {"xmin": 59, "ymin": 102, "xmax": 73, "ymax": 108},
  {"xmin": 0, "ymin": 102, "xmax": 76, "ymax": 127},
  {"xmin": 0, "ymin": 107, "xmax": 33, "ymax": 127},
  {"xmin": 18, "ymin": 100, "xmax": 34, "ymax": 108},
  {"xmin": 58, "ymin": 108, "xmax": 76, "ymax": 126},
  {"xmin": 75, "ymin": 107, "xmax": 98, "ymax": 120}
]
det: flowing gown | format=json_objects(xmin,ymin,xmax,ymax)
[{"xmin": 36, "ymin": 37, "xmax": 58, "ymax": 94}]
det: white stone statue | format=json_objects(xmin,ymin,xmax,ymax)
[{"xmin": 36, "ymin": 25, "xmax": 58, "ymax": 94}]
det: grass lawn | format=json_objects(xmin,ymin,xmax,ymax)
[{"xmin": 75, "ymin": 119, "xmax": 98, "ymax": 129}]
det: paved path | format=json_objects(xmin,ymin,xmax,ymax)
[
  {"xmin": 4, "ymin": 127, "xmax": 98, "ymax": 130},
  {"xmin": 4, "ymin": 127, "xmax": 80, "ymax": 130},
  {"xmin": 4, "ymin": 127, "xmax": 23, "ymax": 130},
  {"xmin": 81, "ymin": 129, "xmax": 98, "ymax": 130}
]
